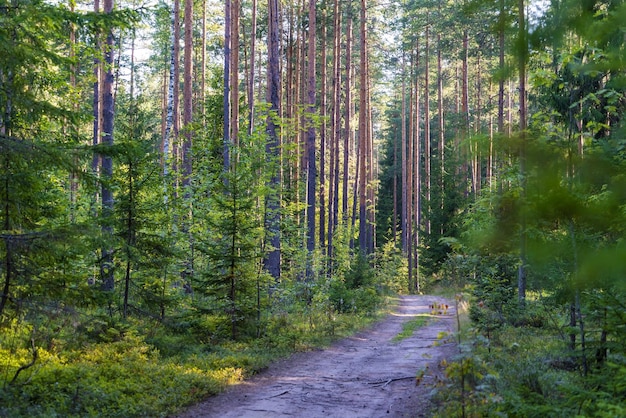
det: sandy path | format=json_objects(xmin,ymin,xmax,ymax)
[{"xmin": 178, "ymin": 295, "xmax": 457, "ymax": 418}]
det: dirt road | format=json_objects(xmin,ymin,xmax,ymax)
[{"xmin": 178, "ymin": 295, "xmax": 458, "ymax": 418}]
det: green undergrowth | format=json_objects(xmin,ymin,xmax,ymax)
[
  {"xmin": 431, "ymin": 293, "xmax": 626, "ymax": 417},
  {"xmin": 0, "ymin": 301, "xmax": 390, "ymax": 418}
]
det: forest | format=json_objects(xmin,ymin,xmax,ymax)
[{"xmin": 1, "ymin": 0, "xmax": 626, "ymax": 414}]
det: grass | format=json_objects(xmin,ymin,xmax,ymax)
[{"xmin": 393, "ymin": 314, "xmax": 432, "ymax": 342}]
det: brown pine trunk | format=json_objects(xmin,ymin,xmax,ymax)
[
  {"xmin": 358, "ymin": 0, "xmax": 368, "ymax": 254},
  {"xmin": 182, "ymin": 0, "xmax": 193, "ymax": 187},
  {"xmin": 305, "ymin": 0, "xmax": 317, "ymax": 269},
  {"xmin": 201, "ymin": 0, "xmax": 207, "ymax": 127},
  {"xmin": 413, "ymin": 39, "xmax": 421, "ymax": 292},
  {"xmin": 328, "ymin": 0, "xmax": 341, "ymax": 261},
  {"xmin": 264, "ymin": 0, "xmax": 281, "ymax": 280},
  {"xmin": 172, "ymin": 0, "xmax": 181, "ymax": 178},
  {"xmin": 407, "ymin": 55, "xmax": 414, "ymax": 289},
  {"xmin": 518, "ymin": 0, "xmax": 527, "ymax": 304},
  {"xmin": 400, "ymin": 55, "xmax": 407, "ymax": 252},
  {"xmin": 231, "ymin": 0, "xmax": 240, "ymax": 148},
  {"xmin": 437, "ymin": 18, "xmax": 444, "ymax": 226},
  {"xmin": 247, "ymin": 0, "xmax": 257, "ymax": 135},
  {"xmin": 424, "ymin": 18, "xmax": 431, "ymax": 235},
  {"xmin": 342, "ymin": 5, "xmax": 353, "ymax": 223},
  {"xmin": 223, "ymin": 0, "xmax": 231, "ymax": 170},
  {"xmin": 319, "ymin": 8, "xmax": 327, "ymax": 253}
]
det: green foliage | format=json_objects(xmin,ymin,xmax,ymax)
[
  {"xmin": 0, "ymin": 332, "xmax": 241, "ymax": 418},
  {"xmin": 374, "ymin": 240, "xmax": 409, "ymax": 294},
  {"xmin": 393, "ymin": 314, "xmax": 430, "ymax": 342}
]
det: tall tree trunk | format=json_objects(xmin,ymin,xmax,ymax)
[
  {"xmin": 392, "ymin": 112, "xmax": 398, "ymax": 245},
  {"xmin": 163, "ymin": 0, "xmax": 180, "ymax": 184},
  {"xmin": 497, "ymin": 0, "xmax": 505, "ymax": 135},
  {"xmin": 517, "ymin": 0, "xmax": 527, "ymax": 304},
  {"xmin": 437, "ymin": 13, "xmax": 444, "ymax": 230},
  {"xmin": 101, "ymin": 0, "xmax": 115, "ymax": 292},
  {"xmin": 224, "ymin": 0, "xmax": 232, "ymax": 170},
  {"xmin": 201, "ymin": 0, "xmax": 207, "ymax": 127},
  {"xmin": 264, "ymin": 0, "xmax": 281, "ymax": 280},
  {"xmin": 413, "ymin": 39, "xmax": 421, "ymax": 292},
  {"xmin": 328, "ymin": 0, "xmax": 341, "ymax": 262},
  {"xmin": 93, "ymin": 0, "xmax": 101, "ymax": 185},
  {"xmin": 319, "ymin": 7, "xmax": 327, "ymax": 253},
  {"xmin": 231, "ymin": 0, "xmax": 240, "ymax": 149},
  {"xmin": 407, "ymin": 56, "xmax": 414, "ymax": 289},
  {"xmin": 181, "ymin": 0, "xmax": 194, "ymax": 285},
  {"xmin": 358, "ymin": 0, "xmax": 368, "ymax": 254},
  {"xmin": 247, "ymin": 0, "xmax": 257, "ymax": 135},
  {"xmin": 182, "ymin": 0, "xmax": 193, "ymax": 187},
  {"xmin": 424, "ymin": 18, "xmax": 431, "ymax": 235},
  {"xmin": 366, "ymin": 68, "xmax": 374, "ymax": 252},
  {"xmin": 172, "ymin": 0, "xmax": 181, "ymax": 180},
  {"xmin": 342, "ymin": 4, "xmax": 353, "ymax": 223},
  {"xmin": 305, "ymin": 0, "xmax": 317, "ymax": 276},
  {"xmin": 400, "ymin": 55, "xmax": 407, "ymax": 252}
]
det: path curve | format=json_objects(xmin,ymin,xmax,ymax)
[{"xmin": 178, "ymin": 295, "xmax": 457, "ymax": 418}]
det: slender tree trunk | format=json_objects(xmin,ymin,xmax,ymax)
[
  {"xmin": 182, "ymin": 0, "xmax": 193, "ymax": 187},
  {"xmin": 401, "ymin": 55, "xmax": 407, "ymax": 252},
  {"xmin": 224, "ymin": 0, "xmax": 231, "ymax": 170},
  {"xmin": 358, "ymin": 0, "xmax": 368, "ymax": 254},
  {"xmin": 328, "ymin": 0, "xmax": 341, "ymax": 261},
  {"xmin": 264, "ymin": 0, "xmax": 281, "ymax": 280},
  {"xmin": 342, "ymin": 5, "xmax": 353, "ymax": 223},
  {"xmin": 366, "ymin": 69, "xmax": 375, "ymax": 252},
  {"xmin": 305, "ymin": 0, "xmax": 317, "ymax": 276},
  {"xmin": 392, "ymin": 114, "xmax": 398, "ymax": 245},
  {"xmin": 498, "ymin": 0, "xmax": 505, "ymax": 135},
  {"xmin": 201, "ymin": 0, "xmax": 207, "ymax": 127},
  {"xmin": 100, "ymin": 0, "xmax": 115, "ymax": 292},
  {"xmin": 407, "ymin": 56, "xmax": 414, "ymax": 289},
  {"xmin": 517, "ymin": 0, "xmax": 527, "ymax": 304},
  {"xmin": 437, "ymin": 13, "xmax": 444, "ymax": 230},
  {"xmin": 172, "ymin": 0, "xmax": 181, "ymax": 180},
  {"xmin": 424, "ymin": 18, "xmax": 431, "ymax": 235},
  {"xmin": 69, "ymin": 0, "xmax": 78, "ymax": 223},
  {"xmin": 247, "ymin": 0, "xmax": 257, "ymax": 135},
  {"xmin": 462, "ymin": 24, "xmax": 470, "ymax": 198},
  {"xmin": 413, "ymin": 38, "xmax": 421, "ymax": 292},
  {"xmin": 320, "ymin": 7, "xmax": 327, "ymax": 253},
  {"xmin": 93, "ymin": 0, "xmax": 101, "ymax": 183},
  {"xmin": 231, "ymin": 0, "xmax": 240, "ymax": 149}
]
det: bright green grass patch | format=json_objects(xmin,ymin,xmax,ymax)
[{"xmin": 393, "ymin": 314, "xmax": 432, "ymax": 342}]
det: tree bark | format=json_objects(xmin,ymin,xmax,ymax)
[
  {"xmin": 305, "ymin": 0, "xmax": 317, "ymax": 276},
  {"xmin": 517, "ymin": 0, "xmax": 527, "ymax": 304},
  {"xmin": 264, "ymin": 0, "xmax": 281, "ymax": 280},
  {"xmin": 247, "ymin": 0, "xmax": 257, "ymax": 135},
  {"xmin": 319, "ymin": 7, "xmax": 327, "ymax": 253},
  {"xmin": 358, "ymin": 0, "xmax": 368, "ymax": 254},
  {"xmin": 100, "ymin": 0, "xmax": 115, "ymax": 292},
  {"xmin": 182, "ymin": 0, "xmax": 193, "ymax": 188},
  {"xmin": 224, "ymin": 0, "xmax": 231, "ymax": 170},
  {"xmin": 424, "ymin": 18, "xmax": 431, "ymax": 235},
  {"xmin": 328, "ymin": 0, "xmax": 341, "ymax": 262}
]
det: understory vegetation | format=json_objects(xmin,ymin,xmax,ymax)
[
  {"xmin": 0, "ymin": 251, "xmax": 404, "ymax": 418},
  {"xmin": 432, "ymin": 247, "xmax": 626, "ymax": 416}
]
